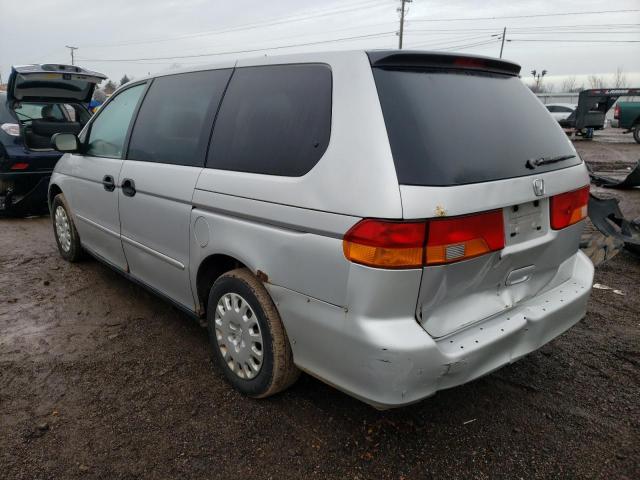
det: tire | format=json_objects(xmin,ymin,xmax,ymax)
[
  {"xmin": 206, "ymin": 268, "xmax": 299, "ymax": 398},
  {"xmin": 633, "ymin": 124, "xmax": 640, "ymax": 144},
  {"xmin": 51, "ymin": 193, "xmax": 83, "ymax": 262}
]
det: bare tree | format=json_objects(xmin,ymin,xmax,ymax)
[
  {"xmin": 612, "ymin": 67, "xmax": 627, "ymax": 88},
  {"xmin": 93, "ymin": 89, "xmax": 107, "ymax": 102},
  {"xmin": 560, "ymin": 76, "xmax": 577, "ymax": 93},
  {"xmin": 588, "ymin": 75, "xmax": 606, "ymax": 89},
  {"xmin": 103, "ymin": 80, "xmax": 117, "ymax": 95}
]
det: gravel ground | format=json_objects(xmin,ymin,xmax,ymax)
[{"xmin": 0, "ymin": 130, "xmax": 638, "ymax": 479}]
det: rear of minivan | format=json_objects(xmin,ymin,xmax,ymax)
[{"xmin": 273, "ymin": 51, "xmax": 593, "ymax": 408}]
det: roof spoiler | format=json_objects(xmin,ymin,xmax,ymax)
[{"xmin": 367, "ymin": 50, "xmax": 521, "ymax": 76}]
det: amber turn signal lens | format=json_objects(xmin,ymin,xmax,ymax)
[{"xmin": 342, "ymin": 220, "xmax": 426, "ymax": 269}]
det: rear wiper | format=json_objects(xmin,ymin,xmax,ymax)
[{"xmin": 526, "ymin": 154, "xmax": 576, "ymax": 170}]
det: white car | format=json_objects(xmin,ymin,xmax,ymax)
[{"xmin": 545, "ymin": 103, "xmax": 577, "ymax": 123}]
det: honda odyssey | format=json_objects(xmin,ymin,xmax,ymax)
[{"xmin": 48, "ymin": 50, "xmax": 593, "ymax": 408}]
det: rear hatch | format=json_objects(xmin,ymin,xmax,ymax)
[
  {"xmin": 369, "ymin": 51, "xmax": 589, "ymax": 338},
  {"xmin": 7, "ymin": 64, "xmax": 106, "ymax": 104}
]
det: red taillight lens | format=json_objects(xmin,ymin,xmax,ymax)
[
  {"xmin": 425, "ymin": 210, "xmax": 505, "ymax": 265},
  {"xmin": 550, "ymin": 186, "xmax": 589, "ymax": 230},
  {"xmin": 614, "ymin": 105, "xmax": 620, "ymax": 119},
  {"xmin": 343, "ymin": 210, "xmax": 505, "ymax": 269},
  {"xmin": 343, "ymin": 220, "xmax": 426, "ymax": 268},
  {"xmin": 10, "ymin": 162, "xmax": 29, "ymax": 170}
]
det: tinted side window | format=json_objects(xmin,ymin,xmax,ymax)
[
  {"xmin": 86, "ymin": 84, "xmax": 145, "ymax": 158},
  {"xmin": 546, "ymin": 106, "xmax": 558, "ymax": 112},
  {"xmin": 128, "ymin": 69, "xmax": 232, "ymax": 167},
  {"xmin": 207, "ymin": 64, "xmax": 331, "ymax": 176}
]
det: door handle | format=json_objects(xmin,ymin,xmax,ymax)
[
  {"xmin": 121, "ymin": 178, "xmax": 136, "ymax": 197},
  {"xmin": 102, "ymin": 175, "xmax": 115, "ymax": 192}
]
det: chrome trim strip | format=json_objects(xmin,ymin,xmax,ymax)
[
  {"xmin": 121, "ymin": 234, "xmax": 185, "ymax": 270},
  {"xmin": 75, "ymin": 214, "xmax": 120, "ymax": 239}
]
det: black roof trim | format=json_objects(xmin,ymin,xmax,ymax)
[{"xmin": 367, "ymin": 50, "xmax": 521, "ymax": 76}]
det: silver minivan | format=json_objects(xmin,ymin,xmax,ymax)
[{"xmin": 48, "ymin": 50, "xmax": 593, "ymax": 408}]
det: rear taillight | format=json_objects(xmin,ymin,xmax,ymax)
[
  {"xmin": 614, "ymin": 105, "xmax": 620, "ymax": 119},
  {"xmin": 426, "ymin": 210, "xmax": 505, "ymax": 265},
  {"xmin": 343, "ymin": 210, "xmax": 505, "ymax": 269},
  {"xmin": 343, "ymin": 220, "xmax": 426, "ymax": 268},
  {"xmin": 10, "ymin": 162, "xmax": 29, "ymax": 170},
  {"xmin": 1, "ymin": 123, "xmax": 20, "ymax": 136},
  {"xmin": 550, "ymin": 185, "xmax": 589, "ymax": 230}
]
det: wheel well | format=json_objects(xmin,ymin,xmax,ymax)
[
  {"xmin": 196, "ymin": 254, "xmax": 246, "ymax": 316},
  {"xmin": 48, "ymin": 184, "xmax": 62, "ymax": 211}
]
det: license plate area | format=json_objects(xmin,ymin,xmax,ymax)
[{"xmin": 505, "ymin": 199, "xmax": 547, "ymax": 245}]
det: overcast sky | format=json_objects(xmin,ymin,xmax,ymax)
[{"xmin": 1, "ymin": 0, "xmax": 639, "ymax": 90}]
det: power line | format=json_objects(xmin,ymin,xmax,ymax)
[
  {"xmin": 410, "ymin": 9, "xmax": 640, "ymax": 22},
  {"xmin": 81, "ymin": 0, "xmax": 390, "ymax": 49},
  {"xmin": 77, "ymin": 31, "xmax": 396, "ymax": 62},
  {"xmin": 506, "ymin": 38, "xmax": 640, "ymax": 43},
  {"xmin": 406, "ymin": 26, "xmax": 640, "ymax": 34}
]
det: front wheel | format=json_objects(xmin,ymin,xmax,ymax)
[
  {"xmin": 207, "ymin": 268, "xmax": 299, "ymax": 398},
  {"xmin": 51, "ymin": 193, "xmax": 83, "ymax": 262}
]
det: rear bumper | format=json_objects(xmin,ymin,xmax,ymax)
[{"xmin": 268, "ymin": 250, "xmax": 593, "ymax": 408}]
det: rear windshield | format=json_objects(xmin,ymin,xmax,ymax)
[{"xmin": 373, "ymin": 68, "xmax": 581, "ymax": 186}]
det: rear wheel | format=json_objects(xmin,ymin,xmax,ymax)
[
  {"xmin": 206, "ymin": 268, "xmax": 299, "ymax": 398},
  {"xmin": 633, "ymin": 124, "xmax": 640, "ymax": 144},
  {"xmin": 52, "ymin": 193, "xmax": 83, "ymax": 262}
]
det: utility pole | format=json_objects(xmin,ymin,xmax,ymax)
[
  {"xmin": 398, "ymin": 0, "xmax": 412, "ymax": 49},
  {"xmin": 65, "ymin": 45, "xmax": 78, "ymax": 65},
  {"xmin": 499, "ymin": 27, "xmax": 506, "ymax": 58}
]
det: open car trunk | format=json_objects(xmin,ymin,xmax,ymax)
[
  {"xmin": 7, "ymin": 63, "xmax": 105, "ymax": 151},
  {"xmin": 14, "ymin": 102, "xmax": 89, "ymax": 151},
  {"xmin": 370, "ymin": 51, "xmax": 589, "ymax": 338}
]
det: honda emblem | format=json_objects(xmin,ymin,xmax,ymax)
[{"xmin": 533, "ymin": 178, "xmax": 545, "ymax": 197}]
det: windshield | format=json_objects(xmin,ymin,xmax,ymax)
[{"xmin": 373, "ymin": 68, "xmax": 581, "ymax": 186}]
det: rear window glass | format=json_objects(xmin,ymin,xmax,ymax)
[
  {"xmin": 207, "ymin": 64, "xmax": 332, "ymax": 177},
  {"xmin": 14, "ymin": 103, "xmax": 66, "ymax": 121},
  {"xmin": 128, "ymin": 69, "xmax": 232, "ymax": 167},
  {"xmin": 373, "ymin": 69, "xmax": 581, "ymax": 186}
]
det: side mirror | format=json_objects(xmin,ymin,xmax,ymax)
[{"xmin": 51, "ymin": 133, "xmax": 79, "ymax": 153}]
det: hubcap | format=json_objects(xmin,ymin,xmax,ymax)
[
  {"xmin": 54, "ymin": 206, "xmax": 72, "ymax": 252},
  {"xmin": 214, "ymin": 293, "xmax": 264, "ymax": 380}
]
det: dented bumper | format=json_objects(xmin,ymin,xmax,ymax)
[{"xmin": 268, "ymin": 250, "xmax": 593, "ymax": 409}]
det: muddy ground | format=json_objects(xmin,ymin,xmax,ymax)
[{"xmin": 1, "ymin": 130, "xmax": 638, "ymax": 479}]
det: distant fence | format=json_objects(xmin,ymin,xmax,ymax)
[{"xmin": 536, "ymin": 93, "xmax": 580, "ymax": 105}]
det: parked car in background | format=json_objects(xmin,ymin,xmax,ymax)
[
  {"xmin": 613, "ymin": 101, "xmax": 640, "ymax": 143},
  {"xmin": 545, "ymin": 103, "xmax": 577, "ymax": 123},
  {"xmin": 0, "ymin": 64, "xmax": 105, "ymax": 215},
  {"xmin": 48, "ymin": 50, "xmax": 593, "ymax": 408}
]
